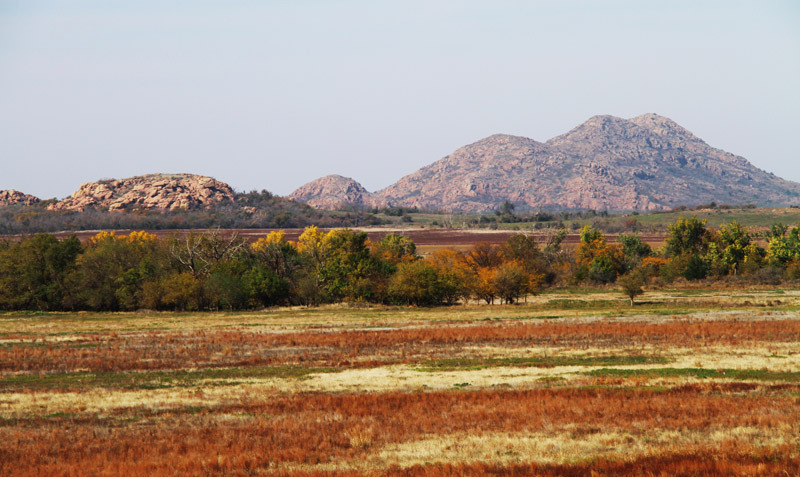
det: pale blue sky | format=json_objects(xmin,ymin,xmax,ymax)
[{"xmin": 1, "ymin": 1, "xmax": 798, "ymax": 199}]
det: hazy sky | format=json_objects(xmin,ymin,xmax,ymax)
[{"xmin": 1, "ymin": 1, "xmax": 798, "ymax": 199}]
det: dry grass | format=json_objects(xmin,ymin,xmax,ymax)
[
  {"xmin": 1, "ymin": 288, "xmax": 799, "ymax": 475},
  {"xmin": 2, "ymin": 386, "xmax": 799, "ymax": 476},
  {"xmin": 1, "ymin": 317, "xmax": 797, "ymax": 377}
]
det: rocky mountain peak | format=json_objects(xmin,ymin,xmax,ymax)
[
  {"xmin": 546, "ymin": 115, "xmax": 646, "ymax": 147},
  {"xmin": 290, "ymin": 113, "xmax": 800, "ymax": 212},
  {"xmin": 630, "ymin": 113, "xmax": 703, "ymax": 143},
  {"xmin": 471, "ymin": 133, "xmax": 539, "ymax": 146},
  {"xmin": 287, "ymin": 175, "xmax": 385, "ymax": 210},
  {"xmin": 48, "ymin": 173, "xmax": 235, "ymax": 212},
  {"xmin": 0, "ymin": 190, "xmax": 40, "ymax": 207}
]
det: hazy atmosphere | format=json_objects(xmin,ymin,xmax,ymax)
[{"xmin": 1, "ymin": 0, "xmax": 798, "ymax": 199}]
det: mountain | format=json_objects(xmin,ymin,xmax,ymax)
[
  {"xmin": 48, "ymin": 173, "xmax": 235, "ymax": 212},
  {"xmin": 288, "ymin": 174, "xmax": 386, "ymax": 210},
  {"xmin": 0, "ymin": 190, "xmax": 40, "ymax": 207},
  {"xmin": 289, "ymin": 114, "xmax": 800, "ymax": 211},
  {"xmin": 377, "ymin": 134, "xmax": 558, "ymax": 211}
]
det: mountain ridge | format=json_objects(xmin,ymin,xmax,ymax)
[{"xmin": 290, "ymin": 114, "xmax": 800, "ymax": 212}]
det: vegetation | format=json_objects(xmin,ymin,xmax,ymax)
[
  {"xmin": 2, "ymin": 215, "xmax": 800, "ymax": 311},
  {"xmin": 376, "ymin": 205, "xmax": 800, "ymax": 236},
  {"xmin": 618, "ymin": 272, "xmax": 645, "ymax": 306},
  {"xmin": 1, "ymin": 292, "xmax": 798, "ymax": 475}
]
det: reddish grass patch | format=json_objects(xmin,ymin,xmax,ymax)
[
  {"xmin": 2, "ymin": 319, "xmax": 797, "ymax": 374},
  {"xmin": 2, "ymin": 386, "xmax": 797, "ymax": 476}
]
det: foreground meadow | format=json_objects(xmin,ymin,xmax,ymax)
[{"xmin": 1, "ymin": 289, "xmax": 799, "ymax": 476}]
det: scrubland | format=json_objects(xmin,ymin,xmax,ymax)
[{"xmin": 1, "ymin": 289, "xmax": 799, "ymax": 476}]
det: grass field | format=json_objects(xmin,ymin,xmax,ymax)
[
  {"xmin": 1, "ymin": 289, "xmax": 799, "ymax": 475},
  {"xmin": 388, "ymin": 206, "xmax": 800, "ymax": 233}
]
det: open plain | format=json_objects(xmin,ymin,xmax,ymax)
[{"xmin": 1, "ymin": 288, "xmax": 799, "ymax": 475}]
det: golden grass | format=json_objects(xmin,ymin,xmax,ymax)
[
  {"xmin": 3, "ymin": 288, "xmax": 800, "ymax": 475},
  {"xmin": 275, "ymin": 427, "xmax": 797, "ymax": 473},
  {"xmin": 2, "ymin": 340, "xmax": 797, "ymax": 418},
  {"xmin": 370, "ymin": 426, "xmax": 798, "ymax": 470}
]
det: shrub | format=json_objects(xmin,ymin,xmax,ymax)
[
  {"xmin": 787, "ymin": 260, "xmax": 800, "ymax": 280},
  {"xmin": 618, "ymin": 271, "xmax": 645, "ymax": 306},
  {"xmin": 683, "ymin": 254, "xmax": 708, "ymax": 281},
  {"xmin": 588, "ymin": 255, "xmax": 619, "ymax": 284},
  {"xmin": 750, "ymin": 266, "xmax": 784, "ymax": 286}
]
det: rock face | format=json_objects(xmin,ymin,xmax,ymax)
[
  {"xmin": 288, "ymin": 175, "xmax": 386, "ymax": 210},
  {"xmin": 49, "ymin": 173, "xmax": 235, "ymax": 212},
  {"xmin": 0, "ymin": 190, "xmax": 40, "ymax": 207},
  {"xmin": 291, "ymin": 114, "xmax": 800, "ymax": 211}
]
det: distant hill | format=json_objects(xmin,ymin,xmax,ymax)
[
  {"xmin": 288, "ymin": 174, "xmax": 386, "ymax": 210},
  {"xmin": 48, "ymin": 173, "xmax": 235, "ymax": 212},
  {"xmin": 290, "ymin": 114, "xmax": 800, "ymax": 212},
  {"xmin": 0, "ymin": 190, "xmax": 40, "ymax": 207},
  {"xmin": 0, "ymin": 174, "xmax": 381, "ymax": 234}
]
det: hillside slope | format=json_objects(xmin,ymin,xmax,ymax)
[
  {"xmin": 291, "ymin": 114, "xmax": 800, "ymax": 212},
  {"xmin": 288, "ymin": 175, "xmax": 386, "ymax": 210}
]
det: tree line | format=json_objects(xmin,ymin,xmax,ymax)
[{"xmin": 1, "ymin": 217, "xmax": 799, "ymax": 311}]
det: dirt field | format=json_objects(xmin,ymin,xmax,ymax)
[{"xmin": 1, "ymin": 289, "xmax": 798, "ymax": 475}]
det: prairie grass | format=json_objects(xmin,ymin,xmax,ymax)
[
  {"xmin": 2, "ymin": 288, "xmax": 799, "ymax": 475},
  {"xmin": 0, "ymin": 365, "xmax": 337, "ymax": 392},
  {"xmin": 587, "ymin": 367, "xmax": 800, "ymax": 382},
  {"xmin": 418, "ymin": 354, "xmax": 672, "ymax": 371},
  {"xmin": 2, "ymin": 318, "xmax": 797, "ymax": 376},
  {"xmin": 3, "ymin": 386, "xmax": 799, "ymax": 476}
]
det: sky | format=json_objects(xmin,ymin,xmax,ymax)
[{"xmin": 1, "ymin": 0, "xmax": 799, "ymax": 199}]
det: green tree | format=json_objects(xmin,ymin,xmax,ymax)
[
  {"xmin": 765, "ymin": 223, "xmax": 789, "ymax": 241},
  {"xmin": 588, "ymin": 255, "xmax": 619, "ymax": 284},
  {"xmin": 388, "ymin": 260, "xmax": 444, "ymax": 306},
  {"xmin": 765, "ymin": 223, "xmax": 800, "ymax": 266},
  {"xmin": 205, "ymin": 261, "xmax": 249, "ymax": 311},
  {"xmin": 0, "ymin": 234, "xmax": 82, "ymax": 310},
  {"xmin": 665, "ymin": 216, "xmax": 712, "ymax": 257},
  {"xmin": 618, "ymin": 233, "xmax": 652, "ymax": 271},
  {"xmin": 579, "ymin": 225, "xmax": 603, "ymax": 244},
  {"xmin": 70, "ymin": 231, "xmax": 165, "ymax": 311},
  {"xmin": 716, "ymin": 221, "xmax": 756, "ymax": 274},
  {"xmin": 243, "ymin": 265, "xmax": 291, "ymax": 307},
  {"xmin": 683, "ymin": 254, "xmax": 708, "ymax": 280},
  {"xmin": 373, "ymin": 233, "xmax": 417, "ymax": 266},
  {"xmin": 317, "ymin": 229, "xmax": 384, "ymax": 302},
  {"xmin": 618, "ymin": 271, "xmax": 645, "ymax": 306}
]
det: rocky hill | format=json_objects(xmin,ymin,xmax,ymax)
[
  {"xmin": 48, "ymin": 173, "xmax": 235, "ymax": 212},
  {"xmin": 288, "ymin": 175, "xmax": 385, "ymax": 210},
  {"xmin": 0, "ymin": 190, "xmax": 40, "ymax": 207},
  {"xmin": 290, "ymin": 114, "xmax": 800, "ymax": 211}
]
